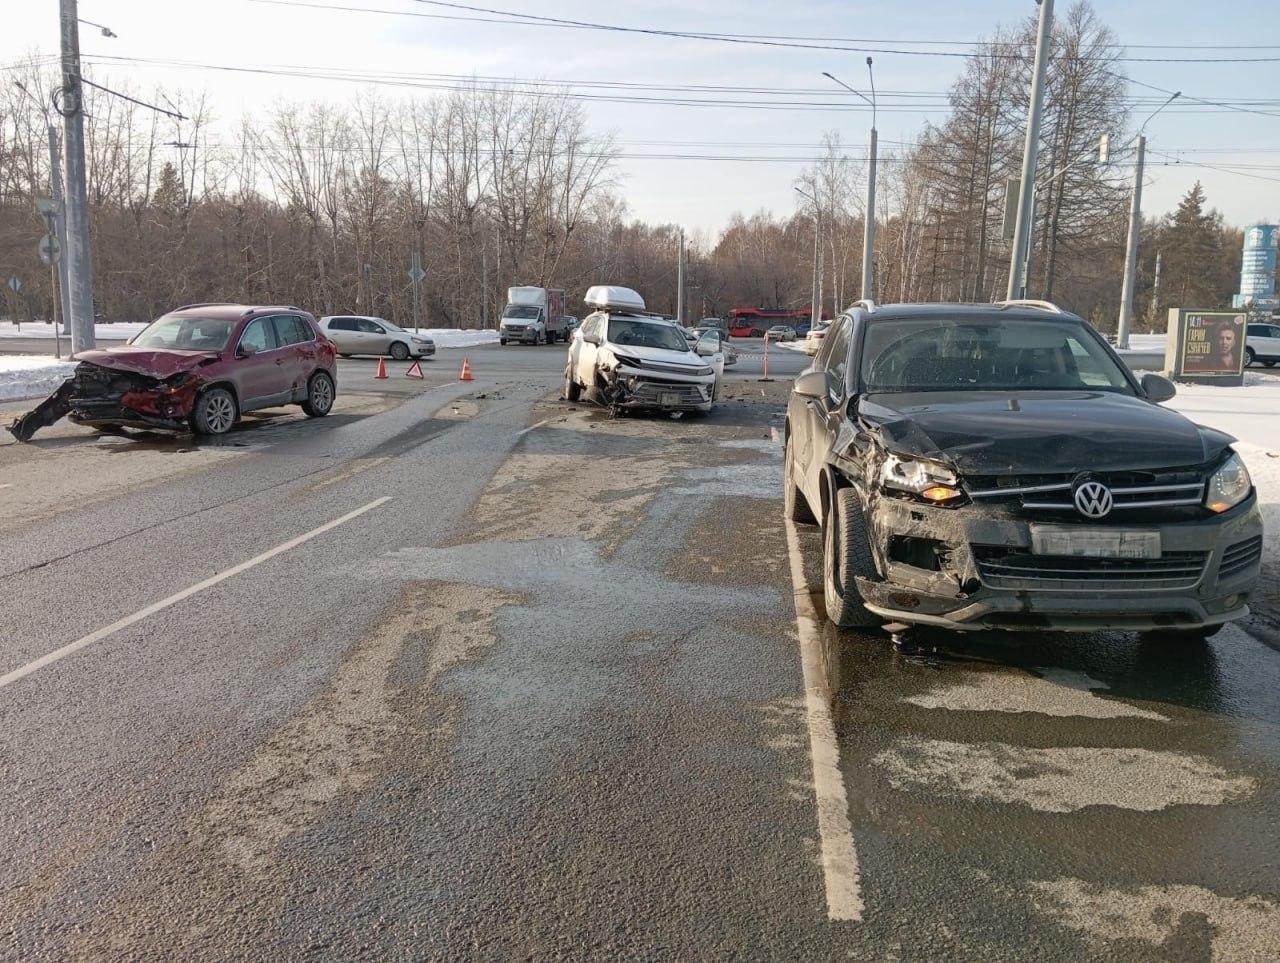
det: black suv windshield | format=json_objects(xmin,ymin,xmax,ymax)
[
  {"xmin": 608, "ymin": 319, "xmax": 689, "ymax": 352},
  {"xmin": 131, "ymin": 315, "xmax": 236, "ymax": 351},
  {"xmin": 861, "ymin": 317, "xmax": 1134, "ymax": 394},
  {"xmin": 504, "ymin": 305, "xmax": 541, "ymax": 320}
]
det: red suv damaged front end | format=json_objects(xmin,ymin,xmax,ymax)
[{"xmin": 7, "ymin": 304, "xmax": 338, "ymax": 441}]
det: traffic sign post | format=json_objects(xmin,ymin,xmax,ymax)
[
  {"xmin": 408, "ymin": 250, "xmax": 426, "ymax": 332},
  {"xmin": 7, "ymin": 277, "xmax": 22, "ymax": 332},
  {"xmin": 39, "ymin": 233, "xmax": 61, "ymax": 265}
]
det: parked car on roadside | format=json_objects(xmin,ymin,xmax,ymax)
[
  {"xmin": 562, "ymin": 316, "xmax": 580, "ymax": 338},
  {"xmin": 785, "ymin": 299, "xmax": 1262, "ymax": 641},
  {"xmin": 10, "ymin": 303, "xmax": 337, "ymax": 441},
  {"xmin": 320, "ymin": 315, "xmax": 435, "ymax": 360},
  {"xmin": 695, "ymin": 328, "xmax": 738, "ymax": 366},
  {"xmin": 1245, "ymin": 322, "xmax": 1280, "ymax": 367},
  {"xmin": 804, "ymin": 320, "xmax": 830, "ymax": 355},
  {"xmin": 696, "ymin": 318, "xmax": 729, "ymax": 338},
  {"xmin": 766, "ymin": 324, "xmax": 797, "ymax": 342},
  {"xmin": 565, "ymin": 286, "xmax": 722, "ymax": 414}
]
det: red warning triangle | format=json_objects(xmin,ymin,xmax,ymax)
[{"xmin": 405, "ymin": 360, "xmax": 424, "ymax": 379}]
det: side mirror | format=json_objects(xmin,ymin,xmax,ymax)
[
  {"xmin": 696, "ymin": 341, "xmax": 716, "ymax": 356},
  {"xmin": 1141, "ymin": 372, "xmax": 1176, "ymax": 403},
  {"xmin": 238, "ymin": 343, "xmax": 258, "ymax": 358},
  {"xmin": 584, "ymin": 331, "xmax": 601, "ymax": 346},
  {"xmin": 793, "ymin": 369, "xmax": 827, "ymax": 399}
]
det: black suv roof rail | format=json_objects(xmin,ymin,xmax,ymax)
[
  {"xmin": 851, "ymin": 298, "xmax": 877, "ymax": 314},
  {"xmin": 174, "ymin": 302, "xmax": 238, "ymax": 311},
  {"xmin": 993, "ymin": 299, "xmax": 1064, "ymax": 314}
]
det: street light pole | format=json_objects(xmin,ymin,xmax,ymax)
[
  {"xmin": 676, "ymin": 227, "xmax": 685, "ymax": 325},
  {"xmin": 1117, "ymin": 91, "xmax": 1178, "ymax": 348},
  {"xmin": 823, "ymin": 61, "xmax": 878, "ymax": 299},
  {"xmin": 795, "ymin": 186, "xmax": 821, "ymax": 327},
  {"xmin": 1007, "ymin": 0, "xmax": 1054, "ymax": 301},
  {"xmin": 46, "ymin": 126, "xmax": 72, "ymax": 335},
  {"xmin": 59, "ymin": 0, "xmax": 96, "ymax": 352}
]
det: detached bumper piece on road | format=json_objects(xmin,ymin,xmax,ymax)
[{"xmin": 7, "ymin": 362, "xmax": 197, "ymax": 442}]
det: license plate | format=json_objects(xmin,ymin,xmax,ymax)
[
  {"xmin": 1030, "ymin": 526, "xmax": 1161, "ymax": 559},
  {"xmin": 659, "ymin": 392, "xmax": 682, "ymax": 407}
]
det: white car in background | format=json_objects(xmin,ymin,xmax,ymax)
[
  {"xmin": 320, "ymin": 315, "xmax": 435, "ymax": 360},
  {"xmin": 565, "ymin": 286, "xmax": 722, "ymax": 413},
  {"xmin": 804, "ymin": 320, "xmax": 830, "ymax": 355},
  {"xmin": 1245, "ymin": 321, "xmax": 1280, "ymax": 367}
]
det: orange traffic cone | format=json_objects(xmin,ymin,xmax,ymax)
[
  {"xmin": 374, "ymin": 357, "xmax": 388, "ymax": 379},
  {"xmin": 459, "ymin": 357, "xmax": 473, "ymax": 382},
  {"xmin": 405, "ymin": 360, "xmax": 424, "ymax": 379}
]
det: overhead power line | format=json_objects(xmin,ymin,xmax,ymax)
[
  {"xmin": 76, "ymin": 54, "xmax": 1280, "ymax": 117},
  {"xmin": 247, "ymin": 0, "xmax": 1280, "ymax": 63}
]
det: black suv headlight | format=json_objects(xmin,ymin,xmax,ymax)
[
  {"xmin": 881, "ymin": 453, "xmax": 963, "ymax": 504},
  {"xmin": 1206, "ymin": 452, "xmax": 1252, "ymax": 513}
]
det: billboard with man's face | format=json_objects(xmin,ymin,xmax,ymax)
[{"xmin": 1180, "ymin": 311, "xmax": 1246, "ymax": 375}]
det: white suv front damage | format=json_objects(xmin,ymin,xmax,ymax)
[{"xmin": 565, "ymin": 286, "xmax": 722, "ymax": 413}]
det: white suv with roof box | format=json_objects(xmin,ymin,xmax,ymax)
[{"xmin": 564, "ymin": 286, "xmax": 722, "ymax": 413}]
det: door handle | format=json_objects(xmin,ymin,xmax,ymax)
[{"xmin": 275, "ymin": 358, "xmax": 284, "ymax": 365}]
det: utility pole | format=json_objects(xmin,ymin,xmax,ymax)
[
  {"xmin": 823, "ymin": 60, "xmax": 878, "ymax": 299},
  {"xmin": 796, "ymin": 186, "xmax": 821, "ymax": 327},
  {"xmin": 1118, "ymin": 91, "xmax": 1179, "ymax": 348},
  {"xmin": 59, "ymin": 0, "xmax": 96, "ymax": 352},
  {"xmin": 1148, "ymin": 250, "xmax": 1163, "ymax": 325},
  {"xmin": 47, "ymin": 126, "xmax": 72, "ymax": 334},
  {"xmin": 1006, "ymin": 0, "xmax": 1053, "ymax": 301},
  {"xmin": 676, "ymin": 228, "xmax": 685, "ymax": 325}
]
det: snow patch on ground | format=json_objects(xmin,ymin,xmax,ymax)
[
  {"xmin": 0, "ymin": 321, "xmax": 144, "ymax": 341},
  {"xmin": 413, "ymin": 328, "xmax": 499, "ymax": 349},
  {"xmin": 0, "ymin": 356, "xmax": 77, "ymax": 402}
]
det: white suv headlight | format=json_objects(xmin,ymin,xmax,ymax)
[
  {"xmin": 880, "ymin": 453, "xmax": 962, "ymax": 504},
  {"xmin": 1206, "ymin": 452, "xmax": 1252, "ymax": 513}
]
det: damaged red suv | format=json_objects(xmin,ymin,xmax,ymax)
[{"xmin": 10, "ymin": 303, "xmax": 337, "ymax": 441}]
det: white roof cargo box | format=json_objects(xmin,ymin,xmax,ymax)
[{"xmin": 584, "ymin": 285, "xmax": 646, "ymax": 313}]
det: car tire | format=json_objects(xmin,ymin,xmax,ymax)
[
  {"xmin": 390, "ymin": 341, "xmax": 410, "ymax": 361},
  {"xmin": 191, "ymin": 387, "xmax": 238, "ymax": 436},
  {"xmin": 1265, "ymin": 361, "xmax": 1277, "ymax": 368},
  {"xmin": 499, "ymin": 339, "xmax": 507, "ymax": 346},
  {"xmin": 1244, "ymin": 347, "xmax": 1255, "ymax": 367},
  {"xmin": 823, "ymin": 486, "xmax": 881, "ymax": 628},
  {"xmin": 339, "ymin": 353, "xmax": 352, "ymax": 358},
  {"xmin": 565, "ymin": 369, "xmax": 582, "ymax": 402},
  {"xmin": 784, "ymin": 434, "xmax": 817, "ymax": 524},
  {"xmin": 302, "ymin": 371, "xmax": 335, "ymax": 417}
]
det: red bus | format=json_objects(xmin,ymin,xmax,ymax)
[{"xmin": 726, "ymin": 307, "xmax": 818, "ymax": 338}]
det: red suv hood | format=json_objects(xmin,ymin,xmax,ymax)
[{"xmin": 75, "ymin": 346, "xmax": 221, "ymax": 379}]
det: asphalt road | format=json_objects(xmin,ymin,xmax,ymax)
[{"xmin": 1, "ymin": 344, "xmax": 1277, "ymax": 960}]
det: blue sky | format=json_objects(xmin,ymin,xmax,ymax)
[{"xmin": 5, "ymin": 0, "xmax": 1278, "ymax": 235}]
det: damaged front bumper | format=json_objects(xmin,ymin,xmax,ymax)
[
  {"xmin": 7, "ymin": 363, "xmax": 199, "ymax": 442},
  {"xmin": 856, "ymin": 491, "xmax": 1264, "ymax": 632},
  {"xmin": 600, "ymin": 362, "xmax": 715, "ymax": 412}
]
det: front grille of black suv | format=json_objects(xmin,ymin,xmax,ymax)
[
  {"xmin": 965, "ymin": 467, "xmax": 1207, "ymax": 515},
  {"xmin": 1219, "ymin": 536, "xmax": 1263, "ymax": 581},
  {"xmin": 971, "ymin": 545, "xmax": 1210, "ymax": 592}
]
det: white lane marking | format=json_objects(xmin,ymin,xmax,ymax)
[
  {"xmin": 0, "ymin": 497, "xmax": 392, "ymax": 690},
  {"xmin": 784, "ymin": 516, "xmax": 864, "ymax": 922},
  {"xmin": 517, "ymin": 417, "xmax": 552, "ymax": 437}
]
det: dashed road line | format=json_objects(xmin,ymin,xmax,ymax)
[
  {"xmin": 0, "ymin": 497, "xmax": 392, "ymax": 690},
  {"xmin": 784, "ymin": 515, "xmax": 864, "ymax": 922},
  {"xmin": 517, "ymin": 417, "xmax": 553, "ymax": 437}
]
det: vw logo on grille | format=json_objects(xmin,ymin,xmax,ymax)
[{"xmin": 1073, "ymin": 480, "xmax": 1114, "ymax": 518}]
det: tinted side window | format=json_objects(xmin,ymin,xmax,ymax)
[
  {"xmin": 239, "ymin": 317, "xmax": 277, "ymax": 354},
  {"xmin": 328, "ymin": 317, "xmax": 354, "ymax": 332},
  {"xmin": 357, "ymin": 318, "xmax": 384, "ymax": 334},
  {"xmin": 823, "ymin": 321, "xmax": 852, "ymax": 399},
  {"xmin": 273, "ymin": 315, "xmax": 313, "ymax": 346},
  {"xmin": 1248, "ymin": 324, "xmax": 1264, "ymax": 337}
]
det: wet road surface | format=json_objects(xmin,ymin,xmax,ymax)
[{"xmin": 0, "ymin": 346, "xmax": 1277, "ymax": 959}]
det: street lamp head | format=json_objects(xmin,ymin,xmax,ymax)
[
  {"xmin": 866, "ymin": 56, "xmax": 873, "ymax": 67},
  {"xmin": 102, "ymin": 27, "xmax": 117, "ymax": 38}
]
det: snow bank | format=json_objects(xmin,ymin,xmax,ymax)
[
  {"xmin": 0, "ymin": 356, "xmax": 77, "ymax": 402},
  {"xmin": 413, "ymin": 328, "xmax": 499, "ymax": 349},
  {"xmin": 1167, "ymin": 381, "xmax": 1280, "ymax": 566},
  {"xmin": 0, "ymin": 321, "xmax": 145, "ymax": 341}
]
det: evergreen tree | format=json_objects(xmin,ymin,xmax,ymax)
[{"xmin": 1161, "ymin": 182, "xmax": 1230, "ymax": 308}]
